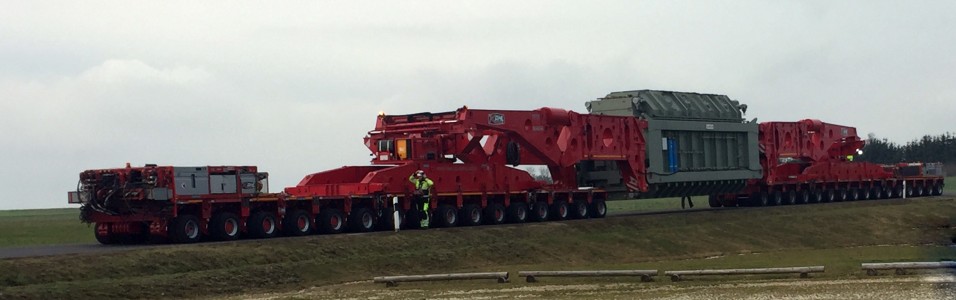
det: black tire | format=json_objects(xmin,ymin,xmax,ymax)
[
  {"xmin": 835, "ymin": 188, "xmax": 847, "ymax": 202},
  {"xmin": 846, "ymin": 188, "xmax": 858, "ymax": 201},
  {"xmin": 529, "ymin": 201, "xmax": 550, "ymax": 222},
  {"xmin": 918, "ymin": 184, "xmax": 929, "ymax": 196},
  {"xmin": 283, "ymin": 209, "xmax": 313, "ymax": 236},
  {"xmin": 708, "ymin": 194, "xmax": 722, "ymax": 208},
  {"xmin": 435, "ymin": 205, "xmax": 458, "ymax": 228},
  {"xmin": 551, "ymin": 200, "xmax": 569, "ymax": 220},
  {"xmin": 209, "ymin": 212, "xmax": 241, "ymax": 241},
  {"xmin": 590, "ymin": 200, "xmax": 607, "ymax": 218},
  {"xmin": 571, "ymin": 200, "xmax": 589, "ymax": 219},
  {"xmin": 860, "ymin": 188, "xmax": 871, "ymax": 200},
  {"xmin": 781, "ymin": 190, "xmax": 795, "ymax": 205},
  {"xmin": 349, "ymin": 207, "xmax": 376, "ymax": 232},
  {"xmin": 808, "ymin": 190, "xmax": 821, "ymax": 204},
  {"xmin": 892, "ymin": 185, "xmax": 903, "ymax": 198},
  {"xmin": 94, "ymin": 223, "xmax": 115, "ymax": 245},
  {"xmin": 247, "ymin": 211, "xmax": 279, "ymax": 239},
  {"xmin": 459, "ymin": 204, "xmax": 482, "ymax": 226},
  {"xmin": 317, "ymin": 208, "xmax": 346, "ymax": 234},
  {"xmin": 484, "ymin": 203, "xmax": 506, "ymax": 225},
  {"xmin": 933, "ymin": 182, "xmax": 944, "ymax": 196},
  {"xmin": 767, "ymin": 191, "xmax": 781, "ymax": 206},
  {"xmin": 507, "ymin": 202, "xmax": 529, "ymax": 223},
  {"xmin": 169, "ymin": 214, "xmax": 202, "ymax": 243},
  {"xmin": 795, "ymin": 191, "xmax": 809, "ymax": 204},
  {"xmin": 821, "ymin": 189, "xmax": 834, "ymax": 203},
  {"xmin": 379, "ymin": 207, "xmax": 405, "ymax": 230}
]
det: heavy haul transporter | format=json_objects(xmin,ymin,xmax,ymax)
[{"xmin": 69, "ymin": 90, "xmax": 944, "ymax": 244}]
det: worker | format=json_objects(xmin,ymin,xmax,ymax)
[
  {"xmin": 409, "ymin": 170, "xmax": 433, "ymax": 228},
  {"xmin": 681, "ymin": 195, "xmax": 694, "ymax": 209}
]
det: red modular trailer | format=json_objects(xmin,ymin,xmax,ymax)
[
  {"xmin": 710, "ymin": 119, "xmax": 945, "ymax": 207},
  {"xmin": 69, "ymin": 100, "xmax": 946, "ymax": 244},
  {"xmin": 71, "ymin": 107, "xmax": 659, "ymax": 243},
  {"xmin": 285, "ymin": 107, "xmax": 651, "ymax": 229}
]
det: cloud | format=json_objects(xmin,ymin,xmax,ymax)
[{"xmin": 1, "ymin": 1, "xmax": 955, "ymax": 209}]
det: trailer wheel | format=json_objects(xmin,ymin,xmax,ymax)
[
  {"xmin": 349, "ymin": 207, "xmax": 377, "ymax": 232},
  {"xmin": 283, "ymin": 209, "xmax": 313, "ymax": 236},
  {"xmin": 507, "ymin": 202, "xmax": 529, "ymax": 223},
  {"xmin": 459, "ymin": 204, "xmax": 482, "ymax": 226},
  {"xmin": 860, "ymin": 188, "xmax": 872, "ymax": 200},
  {"xmin": 708, "ymin": 194, "xmax": 722, "ymax": 208},
  {"xmin": 551, "ymin": 200, "xmax": 569, "ymax": 220},
  {"xmin": 379, "ymin": 207, "xmax": 405, "ymax": 230},
  {"xmin": 808, "ymin": 190, "xmax": 821, "ymax": 204},
  {"xmin": 780, "ymin": 190, "xmax": 795, "ymax": 205},
  {"xmin": 484, "ymin": 203, "xmax": 506, "ymax": 225},
  {"xmin": 767, "ymin": 191, "xmax": 781, "ymax": 206},
  {"xmin": 317, "ymin": 209, "xmax": 346, "ymax": 234},
  {"xmin": 247, "ymin": 211, "xmax": 279, "ymax": 239},
  {"xmin": 846, "ymin": 188, "xmax": 859, "ymax": 201},
  {"xmin": 590, "ymin": 200, "xmax": 607, "ymax": 218},
  {"xmin": 892, "ymin": 185, "xmax": 903, "ymax": 198},
  {"xmin": 835, "ymin": 188, "xmax": 847, "ymax": 202},
  {"xmin": 209, "ymin": 212, "xmax": 241, "ymax": 241},
  {"xmin": 571, "ymin": 200, "xmax": 590, "ymax": 219},
  {"xmin": 169, "ymin": 215, "xmax": 202, "ymax": 243},
  {"xmin": 435, "ymin": 205, "xmax": 458, "ymax": 228},
  {"xmin": 94, "ymin": 223, "xmax": 115, "ymax": 245},
  {"xmin": 529, "ymin": 201, "xmax": 550, "ymax": 222},
  {"xmin": 795, "ymin": 191, "xmax": 809, "ymax": 204},
  {"xmin": 933, "ymin": 182, "xmax": 943, "ymax": 196}
]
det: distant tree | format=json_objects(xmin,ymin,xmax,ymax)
[
  {"xmin": 529, "ymin": 166, "xmax": 553, "ymax": 183},
  {"xmin": 859, "ymin": 132, "xmax": 955, "ymax": 167}
]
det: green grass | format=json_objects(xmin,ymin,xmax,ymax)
[
  {"xmin": 1, "ymin": 197, "xmax": 954, "ymax": 299},
  {"xmin": 0, "ymin": 208, "xmax": 93, "ymax": 247},
  {"xmin": 945, "ymin": 176, "xmax": 955, "ymax": 194},
  {"xmin": 607, "ymin": 197, "xmax": 700, "ymax": 213},
  {"xmin": 254, "ymin": 245, "xmax": 955, "ymax": 300}
]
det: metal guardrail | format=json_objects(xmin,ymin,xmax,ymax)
[
  {"xmin": 373, "ymin": 272, "xmax": 509, "ymax": 287},
  {"xmin": 518, "ymin": 270, "xmax": 658, "ymax": 282},
  {"xmin": 663, "ymin": 266, "xmax": 825, "ymax": 281},
  {"xmin": 862, "ymin": 261, "xmax": 956, "ymax": 276}
]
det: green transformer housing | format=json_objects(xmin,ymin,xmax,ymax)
[{"xmin": 581, "ymin": 90, "xmax": 763, "ymax": 198}]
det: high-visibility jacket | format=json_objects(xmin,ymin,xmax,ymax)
[{"xmin": 409, "ymin": 175, "xmax": 434, "ymax": 193}]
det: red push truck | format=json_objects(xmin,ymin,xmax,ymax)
[{"xmin": 68, "ymin": 165, "xmax": 318, "ymax": 243}]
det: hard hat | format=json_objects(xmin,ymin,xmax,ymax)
[{"xmin": 415, "ymin": 170, "xmax": 425, "ymax": 176}]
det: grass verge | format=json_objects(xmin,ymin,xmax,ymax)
[
  {"xmin": 1, "ymin": 196, "xmax": 954, "ymax": 299},
  {"xmin": 0, "ymin": 208, "xmax": 93, "ymax": 247}
]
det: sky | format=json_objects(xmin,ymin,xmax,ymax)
[{"xmin": 1, "ymin": 0, "xmax": 954, "ymax": 209}]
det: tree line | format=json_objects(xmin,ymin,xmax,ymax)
[{"xmin": 859, "ymin": 132, "xmax": 956, "ymax": 171}]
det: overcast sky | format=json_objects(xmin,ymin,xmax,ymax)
[{"xmin": 1, "ymin": 1, "xmax": 954, "ymax": 210}]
